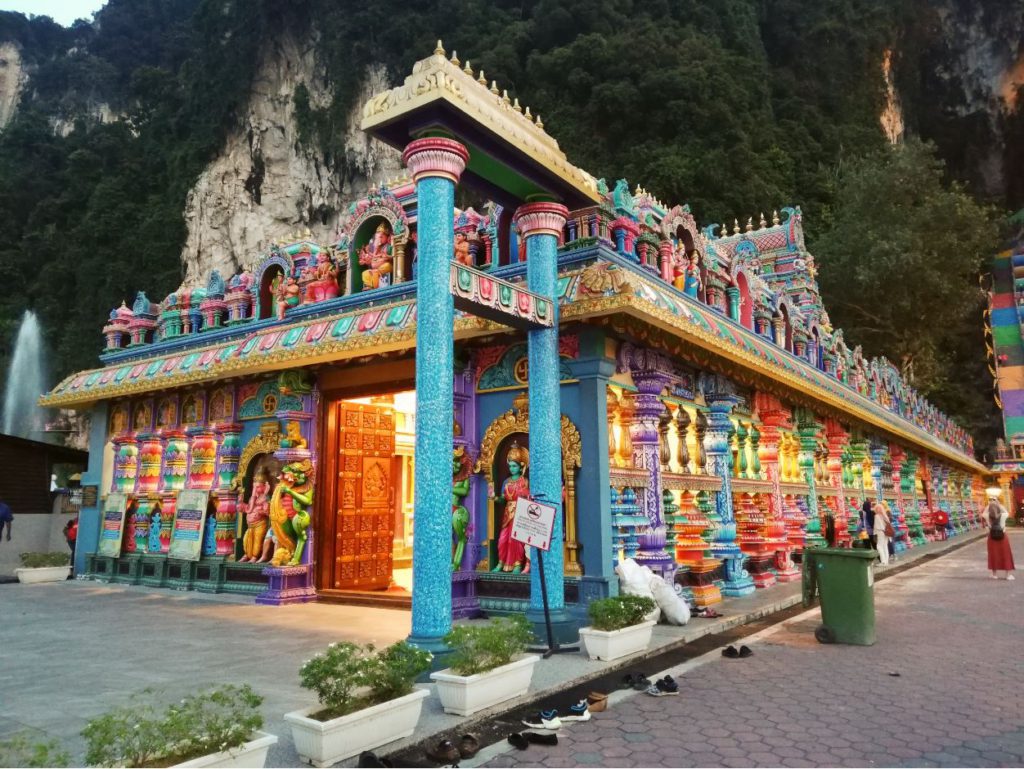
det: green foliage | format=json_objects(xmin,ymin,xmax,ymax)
[
  {"xmin": 0, "ymin": 733, "xmax": 70, "ymax": 768},
  {"xmin": 587, "ymin": 595, "xmax": 657, "ymax": 631},
  {"xmin": 813, "ymin": 138, "xmax": 1002, "ymax": 443},
  {"xmin": 19, "ymin": 552, "xmax": 71, "ymax": 568},
  {"xmin": 443, "ymin": 616, "xmax": 535, "ymax": 676},
  {"xmin": 299, "ymin": 641, "xmax": 431, "ymax": 720},
  {"xmin": 81, "ymin": 684, "xmax": 263, "ymax": 767}
]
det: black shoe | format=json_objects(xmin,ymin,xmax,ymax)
[
  {"xmin": 739, "ymin": 645, "xmax": 753, "ymax": 658},
  {"xmin": 722, "ymin": 645, "xmax": 740, "ymax": 658},
  {"xmin": 508, "ymin": 733, "xmax": 529, "ymax": 751},
  {"xmin": 358, "ymin": 752, "xmax": 393, "ymax": 768}
]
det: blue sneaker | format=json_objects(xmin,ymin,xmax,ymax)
[
  {"xmin": 522, "ymin": 709, "xmax": 562, "ymax": 730},
  {"xmin": 560, "ymin": 699, "xmax": 591, "ymax": 722}
]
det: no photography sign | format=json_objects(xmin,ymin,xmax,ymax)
[{"xmin": 511, "ymin": 497, "xmax": 557, "ymax": 551}]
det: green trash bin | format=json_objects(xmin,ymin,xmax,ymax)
[{"xmin": 802, "ymin": 547, "xmax": 876, "ymax": 645}]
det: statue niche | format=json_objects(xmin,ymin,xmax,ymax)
[
  {"xmin": 357, "ymin": 219, "xmax": 394, "ymax": 291},
  {"xmin": 237, "ymin": 454, "xmax": 280, "ymax": 563}
]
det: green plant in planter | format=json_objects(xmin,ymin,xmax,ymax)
[
  {"xmin": 0, "ymin": 733, "xmax": 70, "ymax": 768},
  {"xmin": 300, "ymin": 641, "xmax": 432, "ymax": 721},
  {"xmin": 587, "ymin": 595, "xmax": 657, "ymax": 631},
  {"xmin": 19, "ymin": 552, "xmax": 71, "ymax": 568},
  {"xmin": 81, "ymin": 685, "xmax": 263, "ymax": 767},
  {"xmin": 443, "ymin": 616, "xmax": 535, "ymax": 676}
]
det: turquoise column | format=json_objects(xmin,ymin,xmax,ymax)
[
  {"xmin": 402, "ymin": 137, "xmax": 469, "ymax": 653},
  {"xmin": 514, "ymin": 202, "xmax": 575, "ymax": 641},
  {"xmin": 76, "ymin": 403, "xmax": 109, "ymax": 576}
]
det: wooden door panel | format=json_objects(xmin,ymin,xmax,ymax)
[{"xmin": 331, "ymin": 400, "xmax": 396, "ymax": 590}]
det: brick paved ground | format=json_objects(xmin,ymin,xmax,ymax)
[{"xmin": 484, "ymin": 534, "xmax": 1023, "ymax": 768}]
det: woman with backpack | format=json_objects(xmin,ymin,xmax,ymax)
[{"xmin": 984, "ymin": 492, "xmax": 1015, "ymax": 580}]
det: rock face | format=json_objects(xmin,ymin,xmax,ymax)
[
  {"xmin": 179, "ymin": 34, "xmax": 402, "ymax": 287},
  {"xmin": 0, "ymin": 41, "xmax": 26, "ymax": 129}
]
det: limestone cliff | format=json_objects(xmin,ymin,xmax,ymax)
[
  {"xmin": 0, "ymin": 41, "xmax": 25, "ymax": 129},
  {"xmin": 179, "ymin": 36, "xmax": 402, "ymax": 287}
]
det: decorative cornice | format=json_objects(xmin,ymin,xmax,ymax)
[
  {"xmin": 514, "ymin": 202, "xmax": 569, "ymax": 239},
  {"xmin": 401, "ymin": 137, "xmax": 469, "ymax": 183}
]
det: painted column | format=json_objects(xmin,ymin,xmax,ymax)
[
  {"xmin": 214, "ymin": 423, "xmax": 242, "ymax": 557},
  {"xmin": 403, "ymin": 137, "xmax": 468, "ymax": 651},
  {"xmin": 631, "ymin": 370, "xmax": 675, "ymax": 578},
  {"xmin": 889, "ymin": 445, "xmax": 909, "ymax": 552},
  {"xmin": 704, "ymin": 376, "xmax": 754, "ymax": 596},
  {"xmin": 514, "ymin": 201, "xmax": 573, "ymax": 633},
  {"xmin": 77, "ymin": 403, "xmax": 109, "ymax": 575},
  {"xmin": 797, "ymin": 410, "xmax": 824, "ymax": 548},
  {"xmin": 755, "ymin": 393, "xmax": 796, "ymax": 576},
  {"xmin": 824, "ymin": 419, "xmax": 850, "ymax": 547}
]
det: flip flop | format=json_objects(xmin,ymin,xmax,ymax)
[
  {"xmin": 739, "ymin": 645, "xmax": 753, "ymax": 658},
  {"xmin": 508, "ymin": 733, "xmax": 529, "ymax": 751},
  {"xmin": 426, "ymin": 739, "xmax": 460, "ymax": 764},
  {"xmin": 458, "ymin": 734, "xmax": 480, "ymax": 759},
  {"xmin": 524, "ymin": 732, "xmax": 559, "ymax": 746},
  {"xmin": 722, "ymin": 645, "xmax": 740, "ymax": 659}
]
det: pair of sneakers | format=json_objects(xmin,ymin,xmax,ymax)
[
  {"xmin": 645, "ymin": 675, "xmax": 679, "ymax": 697},
  {"xmin": 521, "ymin": 699, "xmax": 591, "ymax": 730}
]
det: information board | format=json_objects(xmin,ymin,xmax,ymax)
[
  {"xmin": 511, "ymin": 497, "xmax": 557, "ymax": 552},
  {"xmin": 96, "ymin": 493, "xmax": 129, "ymax": 557},
  {"xmin": 168, "ymin": 490, "xmax": 210, "ymax": 561},
  {"xmin": 81, "ymin": 485, "xmax": 98, "ymax": 508}
]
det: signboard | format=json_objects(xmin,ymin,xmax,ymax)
[
  {"xmin": 511, "ymin": 497, "xmax": 557, "ymax": 552},
  {"xmin": 168, "ymin": 490, "xmax": 210, "ymax": 561},
  {"xmin": 97, "ymin": 493, "xmax": 129, "ymax": 557},
  {"xmin": 81, "ymin": 485, "xmax": 99, "ymax": 508}
]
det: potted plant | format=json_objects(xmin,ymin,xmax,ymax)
[
  {"xmin": 430, "ymin": 616, "xmax": 538, "ymax": 716},
  {"xmin": 285, "ymin": 641, "xmax": 432, "ymax": 767},
  {"xmin": 16, "ymin": 552, "xmax": 71, "ymax": 584},
  {"xmin": 578, "ymin": 595, "xmax": 657, "ymax": 661},
  {"xmin": 81, "ymin": 685, "xmax": 276, "ymax": 768}
]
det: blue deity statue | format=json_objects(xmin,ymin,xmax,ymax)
[{"xmin": 148, "ymin": 507, "xmax": 162, "ymax": 553}]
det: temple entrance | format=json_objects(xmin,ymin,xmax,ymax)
[{"xmin": 316, "ymin": 389, "xmax": 416, "ymax": 605}]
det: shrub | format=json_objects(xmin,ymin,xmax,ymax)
[
  {"xmin": 19, "ymin": 552, "xmax": 70, "ymax": 568},
  {"xmin": 81, "ymin": 685, "xmax": 263, "ymax": 767},
  {"xmin": 587, "ymin": 595, "xmax": 657, "ymax": 631},
  {"xmin": 443, "ymin": 616, "xmax": 535, "ymax": 676},
  {"xmin": 0, "ymin": 733, "xmax": 70, "ymax": 768},
  {"xmin": 300, "ymin": 641, "xmax": 432, "ymax": 721}
]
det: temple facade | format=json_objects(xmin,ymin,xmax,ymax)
[{"xmin": 43, "ymin": 44, "xmax": 987, "ymax": 647}]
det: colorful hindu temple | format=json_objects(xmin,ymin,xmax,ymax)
[{"xmin": 42, "ymin": 43, "xmax": 987, "ymax": 649}]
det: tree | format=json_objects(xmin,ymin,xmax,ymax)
[{"xmin": 813, "ymin": 138, "xmax": 1001, "ymax": 439}]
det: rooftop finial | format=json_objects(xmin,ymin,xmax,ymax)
[
  {"xmin": 434, "ymin": 40, "xmax": 445, "ymax": 56},
  {"xmin": 772, "ymin": 209, "xmax": 780, "ymax": 226},
  {"xmin": 490, "ymin": 80, "xmax": 499, "ymax": 94},
  {"xmin": 759, "ymin": 212, "xmax": 767, "ymax": 228},
  {"xmin": 733, "ymin": 218, "xmax": 740, "ymax": 235},
  {"xmin": 524, "ymin": 106, "xmax": 532, "ymax": 119},
  {"xmin": 450, "ymin": 50, "xmax": 460, "ymax": 66},
  {"xmin": 745, "ymin": 216, "xmax": 753, "ymax": 232},
  {"xmin": 463, "ymin": 59, "xmax": 473, "ymax": 75},
  {"xmin": 502, "ymin": 89, "xmax": 511, "ymax": 105},
  {"xmin": 535, "ymin": 114, "xmax": 544, "ymax": 129},
  {"xmin": 720, "ymin": 223, "xmax": 728, "ymax": 238},
  {"xmin": 478, "ymin": 69, "xmax": 487, "ymax": 85},
  {"xmin": 513, "ymin": 97, "xmax": 522, "ymax": 113}
]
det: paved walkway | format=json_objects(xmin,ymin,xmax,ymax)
[{"xmin": 480, "ymin": 533, "xmax": 1024, "ymax": 769}]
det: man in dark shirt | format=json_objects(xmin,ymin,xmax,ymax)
[{"xmin": 0, "ymin": 499, "xmax": 12, "ymax": 542}]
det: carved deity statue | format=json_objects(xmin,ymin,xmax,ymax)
[
  {"xmin": 493, "ymin": 442, "xmax": 531, "ymax": 574},
  {"xmin": 671, "ymin": 242, "xmax": 688, "ymax": 290},
  {"xmin": 683, "ymin": 252, "xmax": 702, "ymax": 298},
  {"xmin": 269, "ymin": 459, "xmax": 313, "ymax": 566},
  {"xmin": 454, "ymin": 232, "xmax": 472, "ymax": 266},
  {"xmin": 148, "ymin": 505, "xmax": 162, "ymax": 553},
  {"xmin": 305, "ymin": 249, "xmax": 340, "ymax": 303},
  {"xmin": 359, "ymin": 221, "xmax": 394, "ymax": 290},
  {"xmin": 275, "ymin": 275, "xmax": 301, "ymax": 320},
  {"xmin": 239, "ymin": 470, "xmax": 271, "ymax": 562},
  {"xmin": 451, "ymin": 446, "xmax": 472, "ymax": 571},
  {"xmin": 280, "ymin": 421, "xmax": 307, "ymax": 450}
]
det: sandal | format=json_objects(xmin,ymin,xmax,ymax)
[
  {"xmin": 739, "ymin": 645, "xmax": 753, "ymax": 658},
  {"xmin": 695, "ymin": 607, "xmax": 723, "ymax": 618},
  {"xmin": 426, "ymin": 739, "xmax": 460, "ymax": 764},
  {"xmin": 458, "ymin": 734, "xmax": 480, "ymax": 759},
  {"xmin": 357, "ymin": 752, "xmax": 394, "ymax": 768},
  {"xmin": 524, "ymin": 731, "xmax": 559, "ymax": 746},
  {"xmin": 508, "ymin": 733, "xmax": 529, "ymax": 751},
  {"xmin": 722, "ymin": 645, "xmax": 740, "ymax": 659}
]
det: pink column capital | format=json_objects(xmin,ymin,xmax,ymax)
[
  {"xmin": 513, "ymin": 201, "xmax": 569, "ymax": 239},
  {"xmin": 401, "ymin": 137, "xmax": 469, "ymax": 184}
]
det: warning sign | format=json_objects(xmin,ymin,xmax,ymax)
[{"xmin": 511, "ymin": 497, "xmax": 557, "ymax": 552}]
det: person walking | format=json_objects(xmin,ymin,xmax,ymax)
[
  {"xmin": 873, "ymin": 501, "xmax": 892, "ymax": 566},
  {"xmin": 984, "ymin": 493, "xmax": 1016, "ymax": 580},
  {"xmin": 64, "ymin": 517, "xmax": 78, "ymax": 575},
  {"xmin": 0, "ymin": 498, "xmax": 12, "ymax": 542}
]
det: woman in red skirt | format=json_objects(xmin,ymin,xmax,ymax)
[{"xmin": 984, "ymin": 494, "xmax": 1016, "ymax": 580}]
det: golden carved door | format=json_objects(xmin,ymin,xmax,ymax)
[{"xmin": 333, "ymin": 401, "xmax": 395, "ymax": 590}]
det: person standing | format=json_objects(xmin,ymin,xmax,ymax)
[
  {"xmin": 984, "ymin": 494, "xmax": 1016, "ymax": 580},
  {"xmin": 0, "ymin": 498, "xmax": 12, "ymax": 542},
  {"xmin": 873, "ymin": 501, "xmax": 891, "ymax": 566},
  {"xmin": 64, "ymin": 517, "xmax": 78, "ymax": 574},
  {"xmin": 858, "ymin": 499, "xmax": 875, "ymax": 551}
]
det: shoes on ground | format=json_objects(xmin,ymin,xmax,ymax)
[
  {"xmin": 561, "ymin": 699, "xmax": 591, "ymax": 722},
  {"xmin": 1008, "ymin": 574, "xmax": 1016, "ymax": 581},
  {"xmin": 522, "ymin": 709, "xmax": 562, "ymax": 730},
  {"xmin": 587, "ymin": 691, "xmax": 608, "ymax": 713},
  {"xmin": 525, "ymin": 731, "xmax": 559, "ymax": 745},
  {"xmin": 425, "ymin": 740, "xmax": 460, "ymax": 764},
  {"xmin": 722, "ymin": 645, "xmax": 740, "ymax": 658},
  {"xmin": 739, "ymin": 645, "xmax": 753, "ymax": 658},
  {"xmin": 357, "ymin": 751, "xmax": 393, "ymax": 768},
  {"xmin": 458, "ymin": 734, "xmax": 480, "ymax": 759},
  {"xmin": 645, "ymin": 676, "xmax": 679, "ymax": 697}
]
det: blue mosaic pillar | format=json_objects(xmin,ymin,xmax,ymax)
[
  {"xmin": 514, "ymin": 202, "xmax": 576, "ymax": 642},
  {"xmin": 76, "ymin": 403, "xmax": 109, "ymax": 577},
  {"xmin": 704, "ymin": 376, "xmax": 754, "ymax": 596},
  {"xmin": 402, "ymin": 137, "xmax": 469, "ymax": 654}
]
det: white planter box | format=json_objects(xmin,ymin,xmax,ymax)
[
  {"xmin": 285, "ymin": 688, "xmax": 429, "ymax": 768},
  {"xmin": 579, "ymin": 620, "xmax": 656, "ymax": 662},
  {"xmin": 15, "ymin": 566, "xmax": 70, "ymax": 584},
  {"xmin": 172, "ymin": 731, "xmax": 278, "ymax": 768},
  {"xmin": 430, "ymin": 654, "xmax": 539, "ymax": 716}
]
